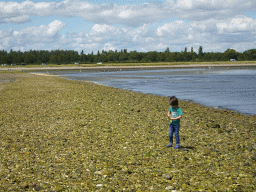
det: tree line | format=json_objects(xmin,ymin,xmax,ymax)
[{"xmin": 1, "ymin": 46, "xmax": 256, "ymax": 65}]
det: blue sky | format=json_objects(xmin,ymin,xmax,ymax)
[{"xmin": 0, "ymin": 0, "xmax": 256, "ymax": 54}]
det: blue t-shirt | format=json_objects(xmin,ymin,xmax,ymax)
[{"xmin": 169, "ymin": 107, "xmax": 183, "ymax": 125}]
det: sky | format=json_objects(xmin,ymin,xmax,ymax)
[{"xmin": 0, "ymin": 0, "xmax": 256, "ymax": 54}]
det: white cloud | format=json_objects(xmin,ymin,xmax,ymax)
[
  {"xmin": 176, "ymin": 0, "xmax": 253, "ymax": 11},
  {"xmin": 0, "ymin": 20, "xmax": 65, "ymax": 50},
  {"xmin": 47, "ymin": 20, "xmax": 66, "ymax": 35},
  {"xmin": 128, "ymin": 24, "xmax": 155, "ymax": 40},
  {"xmin": 2, "ymin": 15, "xmax": 256, "ymax": 53},
  {"xmin": 1, "ymin": 0, "xmax": 256, "ymax": 53},
  {"xmin": 157, "ymin": 20, "xmax": 187, "ymax": 37},
  {"xmin": 217, "ymin": 15, "xmax": 256, "ymax": 34},
  {"xmin": 103, "ymin": 43, "xmax": 116, "ymax": 51},
  {"xmin": 0, "ymin": 1, "xmax": 32, "ymax": 24},
  {"xmin": 13, "ymin": 20, "xmax": 65, "ymax": 43},
  {"xmin": 167, "ymin": 0, "xmax": 255, "ymax": 21},
  {"xmin": 1, "ymin": 0, "xmax": 255, "ymax": 26},
  {"xmin": 90, "ymin": 24, "xmax": 117, "ymax": 34},
  {"xmin": 0, "ymin": 15, "xmax": 31, "ymax": 24}
]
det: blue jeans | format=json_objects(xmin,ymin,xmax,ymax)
[{"xmin": 169, "ymin": 124, "xmax": 180, "ymax": 145}]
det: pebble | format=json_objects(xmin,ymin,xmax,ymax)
[
  {"xmin": 165, "ymin": 185, "xmax": 174, "ymax": 190},
  {"xmin": 162, "ymin": 173, "xmax": 172, "ymax": 180}
]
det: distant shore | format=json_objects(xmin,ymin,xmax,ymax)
[{"xmin": 1, "ymin": 63, "xmax": 256, "ymax": 71}]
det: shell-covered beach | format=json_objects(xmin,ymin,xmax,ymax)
[{"xmin": 0, "ymin": 71, "xmax": 255, "ymax": 191}]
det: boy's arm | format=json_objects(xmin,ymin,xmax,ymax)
[
  {"xmin": 170, "ymin": 115, "xmax": 182, "ymax": 120},
  {"xmin": 167, "ymin": 111, "xmax": 171, "ymax": 117}
]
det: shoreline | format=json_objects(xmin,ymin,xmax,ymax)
[
  {"xmin": 29, "ymin": 67, "xmax": 256, "ymax": 117},
  {"xmin": 1, "ymin": 63, "xmax": 256, "ymax": 71}
]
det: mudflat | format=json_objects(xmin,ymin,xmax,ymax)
[{"xmin": 0, "ymin": 72, "xmax": 255, "ymax": 191}]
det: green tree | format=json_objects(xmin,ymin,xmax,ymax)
[
  {"xmin": 88, "ymin": 52, "xmax": 94, "ymax": 63},
  {"xmin": 166, "ymin": 52, "xmax": 176, "ymax": 62},
  {"xmin": 99, "ymin": 54, "xmax": 108, "ymax": 62},
  {"xmin": 0, "ymin": 50, "xmax": 8, "ymax": 64},
  {"xmin": 203, "ymin": 52, "xmax": 213, "ymax": 62},
  {"xmin": 190, "ymin": 51, "xmax": 197, "ymax": 61},
  {"xmin": 24, "ymin": 53, "xmax": 36, "ymax": 64},
  {"xmin": 50, "ymin": 55, "xmax": 58, "ymax": 64},
  {"xmin": 214, "ymin": 52, "xmax": 222, "ymax": 61},
  {"xmin": 224, "ymin": 48, "xmax": 239, "ymax": 61},
  {"xmin": 129, "ymin": 51, "xmax": 139, "ymax": 61},
  {"xmin": 107, "ymin": 53, "xmax": 115, "ymax": 62},
  {"xmin": 243, "ymin": 49, "xmax": 256, "ymax": 60},
  {"xmin": 183, "ymin": 47, "xmax": 191, "ymax": 61},
  {"xmin": 147, "ymin": 51, "xmax": 158, "ymax": 62},
  {"xmin": 157, "ymin": 52, "xmax": 165, "ymax": 62},
  {"xmin": 198, "ymin": 46, "xmax": 203, "ymax": 61},
  {"xmin": 119, "ymin": 53, "xmax": 128, "ymax": 62},
  {"xmin": 175, "ymin": 52, "xmax": 183, "ymax": 62}
]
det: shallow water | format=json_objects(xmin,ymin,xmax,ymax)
[{"xmin": 34, "ymin": 67, "xmax": 256, "ymax": 116}]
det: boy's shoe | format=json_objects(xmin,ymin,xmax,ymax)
[
  {"xmin": 167, "ymin": 143, "xmax": 172, "ymax": 148},
  {"xmin": 174, "ymin": 144, "xmax": 180, "ymax": 149}
]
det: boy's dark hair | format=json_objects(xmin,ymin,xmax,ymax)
[{"xmin": 169, "ymin": 96, "xmax": 178, "ymax": 106}]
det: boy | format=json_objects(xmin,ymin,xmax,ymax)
[{"xmin": 167, "ymin": 96, "xmax": 183, "ymax": 149}]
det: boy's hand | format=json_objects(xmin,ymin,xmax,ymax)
[
  {"xmin": 172, "ymin": 115, "xmax": 182, "ymax": 120},
  {"xmin": 169, "ymin": 115, "xmax": 182, "ymax": 120},
  {"xmin": 167, "ymin": 113, "xmax": 174, "ymax": 120}
]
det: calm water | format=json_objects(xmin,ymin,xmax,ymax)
[{"xmin": 45, "ymin": 67, "xmax": 256, "ymax": 116}]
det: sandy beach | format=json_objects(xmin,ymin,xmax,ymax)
[{"xmin": 1, "ymin": 63, "xmax": 256, "ymax": 71}]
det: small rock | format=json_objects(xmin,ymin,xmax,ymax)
[
  {"xmin": 251, "ymin": 153, "xmax": 256, "ymax": 161},
  {"xmin": 126, "ymin": 170, "xmax": 132, "ymax": 174},
  {"xmin": 135, "ymin": 184, "xmax": 142, "ymax": 188},
  {"xmin": 96, "ymin": 184, "xmax": 103, "ymax": 187},
  {"xmin": 34, "ymin": 185, "xmax": 44, "ymax": 191},
  {"xmin": 162, "ymin": 173, "xmax": 172, "ymax": 180},
  {"xmin": 181, "ymin": 148, "xmax": 189, "ymax": 151},
  {"xmin": 165, "ymin": 185, "xmax": 174, "ymax": 190},
  {"xmin": 207, "ymin": 123, "xmax": 220, "ymax": 128},
  {"xmin": 247, "ymin": 146, "xmax": 253, "ymax": 151},
  {"xmin": 21, "ymin": 182, "xmax": 29, "ymax": 189}
]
